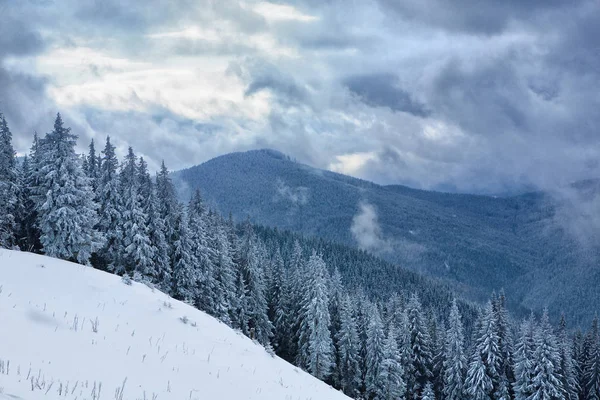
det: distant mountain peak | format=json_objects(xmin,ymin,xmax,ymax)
[{"xmin": 172, "ymin": 150, "xmax": 600, "ymax": 324}]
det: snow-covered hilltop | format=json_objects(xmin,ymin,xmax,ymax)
[{"xmin": 0, "ymin": 249, "xmax": 349, "ymax": 400}]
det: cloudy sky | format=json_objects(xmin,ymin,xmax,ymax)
[{"xmin": 1, "ymin": 0, "xmax": 599, "ymax": 194}]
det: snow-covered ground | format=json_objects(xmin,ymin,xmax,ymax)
[{"xmin": 0, "ymin": 249, "xmax": 349, "ymax": 400}]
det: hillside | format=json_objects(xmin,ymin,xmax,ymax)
[
  {"xmin": 0, "ymin": 249, "xmax": 349, "ymax": 400},
  {"xmin": 173, "ymin": 149, "xmax": 600, "ymax": 325}
]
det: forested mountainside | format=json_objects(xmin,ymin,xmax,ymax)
[
  {"xmin": 173, "ymin": 149, "xmax": 600, "ymax": 325},
  {"xmin": 2, "ymin": 112, "xmax": 600, "ymax": 400}
]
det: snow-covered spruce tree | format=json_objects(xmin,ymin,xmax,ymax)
[
  {"xmin": 37, "ymin": 114, "xmax": 101, "ymax": 264},
  {"xmin": 95, "ymin": 136, "xmax": 122, "ymax": 269},
  {"xmin": 365, "ymin": 305, "xmax": 386, "ymax": 399},
  {"xmin": 584, "ymin": 318, "xmax": 600, "ymax": 400},
  {"xmin": 171, "ymin": 206, "xmax": 198, "ymax": 302},
  {"xmin": 473, "ymin": 301, "xmax": 502, "ymax": 399},
  {"xmin": 84, "ymin": 138, "xmax": 99, "ymax": 193},
  {"xmin": 228, "ymin": 214, "xmax": 249, "ymax": 332},
  {"xmin": 237, "ymin": 222, "xmax": 272, "ymax": 345},
  {"xmin": 496, "ymin": 372, "xmax": 511, "ymax": 400},
  {"xmin": 513, "ymin": 315, "xmax": 537, "ymax": 400},
  {"xmin": 209, "ymin": 215, "xmax": 237, "ymax": 326},
  {"xmin": 398, "ymin": 308, "xmax": 415, "ymax": 398},
  {"xmin": 431, "ymin": 318, "xmax": 446, "ymax": 398},
  {"xmin": 406, "ymin": 293, "xmax": 433, "ymax": 399},
  {"xmin": 267, "ymin": 248, "xmax": 286, "ymax": 350},
  {"xmin": 443, "ymin": 299, "xmax": 467, "ymax": 400},
  {"xmin": 155, "ymin": 161, "xmax": 179, "ymax": 263},
  {"xmin": 188, "ymin": 189, "xmax": 217, "ymax": 316},
  {"xmin": 493, "ymin": 291, "xmax": 515, "ymax": 397},
  {"xmin": 16, "ymin": 154, "xmax": 41, "ymax": 252},
  {"xmin": 296, "ymin": 251, "xmax": 334, "ymax": 381},
  {"xmin": 280, "ymin": 240, "xmax": 306, "ymax": 362},
  {"xmin": 421, "ymin": 382, "xmax": 436, "ymax": 400},
  {"xmin": 526, "ymin": 309, "xmax": 564, "ymax": 400},
  {"xmin": 558, "ymin": 315, "xmax": 580, "ymax": 400},
  {"xmin": 378, "ymin": 327, "xmax": 406, "ymax": 400},
  {"xmin": 572, "ymin": 330, "xmax": 586, "ymax": 400},
  {"xmin": 137, "ymin": 157, "xmax": 171, "ymax": 288},
  {"xmin": 119, "ymin": 147, "xmax": 154, "ymax": 278},
  {"xmin": 465, "ymin": 351, "xmax": 493, "ymax": 400},
  {"xmin": 329, "ymin": 266, "xmax": 345, "ymax": 387},
  {"xmin": 334, "ymin": 293, "xmax": 362, "ymax": 397},
  {"xmin": 355, "ymin": 294, "xmax": 371, "ymax": 395},
  {"xmin": 0, "ymin": 114, "xmax": 19, "ymax": 248}
]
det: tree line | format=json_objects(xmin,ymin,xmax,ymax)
[{"xmin": 1, "ymin": 112, "xmax": 599, "ymax": 400}]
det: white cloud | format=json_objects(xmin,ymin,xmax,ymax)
[
  {"xmin": 274, "ymin": 178, "xmax": 310, "ymax": 205},
  {"xmin": 252, "ymin": 2, "xmax": 319, "ymax": 22},
  {"xmin": 329, "ymin": 152, "xmax": 378, "ymax": 176},
  {"xmin": 34, "ymin": 47, "xmax": 273, "ymax": 122},
  {"xmin": 350, "ymin": 202, "xmax": 391, "ymax": 253}
]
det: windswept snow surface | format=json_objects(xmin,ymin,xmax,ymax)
[{"xmin": 0, "ymin": 249, "xmax": 349, "ymax": 400}]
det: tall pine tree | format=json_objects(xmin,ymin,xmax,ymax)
[
  {"xmin": 443, "ymin": 299, "xmax": 467, "ymax": 400},
  {"xmin": 296, "ymin": 251, "xmax": 334, "ymax": 380},
  {"xmin": 0, "ymin": 114, "xmax": 19, "ymax": 248},
  {"xmin": 37, "ymin": 114, "xmax": 101, "ymax": 264}
]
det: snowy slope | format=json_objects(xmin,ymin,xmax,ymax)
[{"xmin": 0, "ymin": 249, "xmax": 349, "ymax": 400}]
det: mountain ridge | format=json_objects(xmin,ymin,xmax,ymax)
[{"xmin": 173, "ymin": 148, "xmax": 600, "ymax": 325}]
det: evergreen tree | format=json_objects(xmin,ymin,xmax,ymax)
[
  {"xmin": 188, "ymin": 190, "xmax": 217, "ymax": 315},
  {"xmin": 171, "ymin": 206, "xmax": 197, "ymax": 302},
  {"xmin": 572, "ymin": 330, "xmax": 586, "ymax": 400},
  {"xmin": 329, "ymin": 266, "xmax": 344, "ymax": 387},
  {"xmin": 334, "ymin": 293, "xmax": 362, "ymax": 397},
  {"xmin": 267, "ymin": 248, "xmax": 286, "ymax": 350},
  {"xmin": 465, "ymin": 351, "xmax": 493, "ymax": 400},
  {"xmin": 365, "ymin": 305, "xmax": 386, "ymax": 398},
  {"xmin": 119, "ymin": 147, "xmax": 154, "ymax": 278},
  {"xmin": 422, "ymin": 382, "xmax": 436, "ymax": 400},
  {"xmin": 155, "ymin": 161, "xmax": 179, "ymax": 262},
  {"xmin": 398, "ymin": 308, "xmax": 415, "ymax": 398},
  {"xmin": 281, "ymin": 240, "xmax": 306, "ymax": 362},
  {"xmin": 296, "ymin": 251, "xmax": 334, "ymax": 380},
  {"xmin": 137, "ymin": 157, "xmax": 171, "ymax": 287},
  {"xmin": 406, "ymin": 293, "xmax": 433, "ymax": 399},
  {"xmin": 496, "ymin": 372, "xmax": 511, "ymax": 400},
  {"xmin": 431, "ymin": 318, "xmax": 446, "ymax": 398},
  {"xmin": 0, "ymin": 114, "xmax": 19, "ymax": 248},
  {"xmin": 558, "ymin": 315, "xmax": 580, "ymax": 400},
  {"xmin": 85, "ymin": 139, "xmax": 99, "ymax": 193},
  {"xmin": 16, "ymin": 155, "xmax": 41, "ymax": 252},
  {"xmin": 355, "ymin": 295, "xmax": 371, "ymax": 395},
  {"xmin": 474, "ymin": 301, "xmax": 502, "ymax": 399},
  {"xmin": 378, "ymin": 327, "xmax": 406, "ymax": 400},
  {"xmin": 443, "ymin": 299, "xmax": 467, "ymax": 400},
  {"xmin": 493, "ymin": 291, "xmax": 515, "ymax": 397},
  {"xmin": 37, "ymin": 114, "xmax": 101, "ymax": 264},
  {"xmin": 210, "ymin": 216, "xmax": 237, "ymax": 325},
  {"xmin": 527, "ymin": 309, "xmax": 564, "ymax": 400},
  {"xmin": 514, "ymin": 315, "xmax": 537, "ymax": 400},
  {"xmin": 228, "ymin": 215, "xmax": 248, "ymax": 332},
  {"xmin": 96, "ymin": 136, "xmax": 122, "ymax": 269},
  {"xmin": 237, "ymin": 222, "xmax": 272, "ymax": 345},
  {"xmin": 584, "ymin": 318, "xmax": 600, "ymax": 400}
]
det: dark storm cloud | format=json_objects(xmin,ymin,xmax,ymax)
[
  {"xmin": 344, "ymin": 73, "xmax": 430, "ymax": 117},
  {"xmin": 376, "ymin": 0, "xmax": 581, "ymax": 34},
  {"xmin": 244, "ymin": 63, "xmax": 310, "ymax": 106},
  {"xmin": 0, "ymin": 0, "xmax": 57, "ymax": 150},
  {"xmin": 2, "ymin": 0, "xmax": 600, "ymax": 200},
  {"xmin": 428, "ymin": 59, "xmax": 530, "ymax": 135}
]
